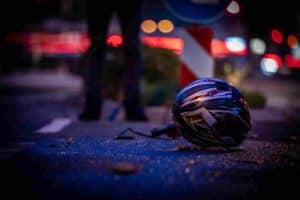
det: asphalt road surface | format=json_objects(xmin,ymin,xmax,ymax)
[{"xmin": 0, "ymin": 92, "xmax": 299, "ymax": 200}]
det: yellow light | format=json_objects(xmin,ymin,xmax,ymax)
[
  {"xmin": 157, "ymin": 19, "xmax": 174, "ymax": 33},
  {"xmin": 141, "ymin": 19, "xmax": 157, "ymax": 33}
]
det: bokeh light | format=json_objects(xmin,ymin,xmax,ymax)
[
  {"xmin": 292, "ymin": 45, "xmax": 300, "ymax": 58},
  {"xmin": 285, "ymin": 54, "xmax": 300, "ymax": 68},
  {"xmin": 263, "ymin": 53, "xmax": 283, "ymax": 67},
  {"xmin": 157, "ymin": 19, "xmax": 174, "ymax": 33},
  {"xmin": 260, "ymin": 58, "xmax": 279, "ymax": 75},
  {"xmin": 226, "ymin": 0, "xmax": 240, "ymax": 15},
  {"xmin": 106, "ymin": 34, "xmax": 123, "ymax": 47},
  {"xmin": 260, "ymin": 53, "xmax": 283, "ymax": 75},
  {"xmin": 249, "ymin": 38, "xmax": 266, "ymax": 55},
  {"xmin": 271, "ymin": 29, "xmax": 283, "ymax": 44},
  {"xmin": 225, "ymin": 36, "xmax": 246, "ymax": 52},
  {"xmin": 141, "ymin": 19, "xmax": 157, "ymax": 33},
  {"xmin": 287, "ymin": 34, "xmax": 298, "ymax": 48}
]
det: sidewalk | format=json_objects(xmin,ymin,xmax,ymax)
[
  {"xmin": 1, "ymin": 69, "xmax": 298, "ymax": 123},
  {"xmin": 0, "ymin": 69, "xmax": 83, "ymax": 93},
  {"xmin": 240, "ymin": 77, "xmax": 300, "ymax": 108},
  {"xmin": 0, "ymin": 69, "xmax": 292, "ymax": 123}
]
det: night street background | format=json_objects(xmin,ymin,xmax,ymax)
[{"xmin": 1, "ymin": 0, "xmax": 300, "ymax": 199}]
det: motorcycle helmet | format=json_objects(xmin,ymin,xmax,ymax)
[{"xmin": 172, "ymin": 78, "xmax": 252, "ymax": 148}]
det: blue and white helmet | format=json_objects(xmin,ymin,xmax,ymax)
[{"xmin": 172, "ymin": 78, "xmax": 252, "ymax": 147}]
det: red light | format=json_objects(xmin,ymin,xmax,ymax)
[
  {"xmin": 211, "ymin": 39, "xmax": 228, "ymax": 58},
  {"xmin": 271, "ymin": 29, "xmax": 283, "ymax": 44},
  {"xmin": 285, "ymin": 54, "xmax": 300, "ymax": 68},
  {"xmin": 263, "ymin": 53, "xmax": 282, "ymax": 67},
  {"xmin": 23, "ymin": 32, "xmax": 90, "ymax": 54},
  {"xmin": 106, "ymin": 34, "xmax": 123, "ymax": 47},
  {"xmin": 142, "ymin": 36, "xmax": 184, "ymax": 54},
  {"xmin": 105, "ymin": 34, "xmax": 184, "ymax": 54}
]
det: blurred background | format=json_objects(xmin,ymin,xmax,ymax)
[{"xmin": 0, "ymin": 0, "xmax": 300, "ymax": 111}]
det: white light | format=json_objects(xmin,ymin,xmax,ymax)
[
  {"xmin": 226, "ymin": 0, "xmax": 240, "ymax": 14},
  {"xmin": 249, "ymin": 38, "xmax": 266, "ymax": 55},
  {"xmin": 292, "ymin": 45, "xmax": 300, "ymax": 59},
  {"xmin": 260, "ymin": 58, "xmax": 278, "ymax": 75},
  {"xmin": 225, "ymin": 37, "xmax": 246, "ymax": 52}
]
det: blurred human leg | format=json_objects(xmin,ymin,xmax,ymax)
[
  {"xmin": 117, "ymin": 0, "xmax": 147, "ymax": 121},
  {"xmin": 79, "ymin": 1, "xmax": 113, "ymax": 120}
]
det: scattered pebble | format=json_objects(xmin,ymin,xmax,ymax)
[{"xmin": 111, "ymin": 162, "xmax": 142, "ymax": 175}]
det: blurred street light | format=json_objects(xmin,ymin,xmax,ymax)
[
  {"xmin": 271, "ymin": 29, "xmax": 283, "ymax": 44},
  {"xmin": 141, "ymin": 19, "xmax": 157, "ymax": 34},
  {"xmin": 292, "ymin": 46, "xmax": 300, "ymax": 58},
  {"xmin": 260, "ymin": 53, "xmax": 282, "ymax": 75},
  {"xmin": 249, "ymin": 38, "xmax": 266, "ymax": 55},
  {"xmin": 225, "ymin": 36, "xmax": 246, "ymax": 52},
  {"xmin": 287, "ymin": 34, "xmax": 298, "ymax": 48},
  {"xmin": 260, "ymin": 58, "xmax": 279, "ymax": 75},
  {"xmin": 157, "ymin": 19, "xmax": 174, "ymax": 33},
  {"xmin": 106, "ymin": 34, "xmax": 123, "ymax": 47},
  {"xmin": 226, "ymin": 0, "xmax": 240, "ymax": 15}
]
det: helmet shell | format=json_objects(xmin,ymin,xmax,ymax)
[{"xmin": 172, "ymin": 78, "xmax": 251, "ymax": 147}]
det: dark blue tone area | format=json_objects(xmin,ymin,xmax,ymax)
[
  {"xmin": 164, "ymin": 0, "xmax": 230, "ymax": 24},
  {"xmin": 0, "ymin": 92, "xmax": 299, "ymax": 200}
]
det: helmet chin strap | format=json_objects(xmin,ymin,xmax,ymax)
[
  {"xmin": 150, "ymin": 121, "xmax": 176, "ymax": 137},
  {"xmin": 114, "ymin": 123, "xmax": 176, "ymax": 140}
]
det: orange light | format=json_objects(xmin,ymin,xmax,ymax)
[
  {"xmin": 211, "ymin": 39, "xmax": 228, "ymax": 58},
  {"xmin": 141, "ymin": 19, "xmax": 157, "ymax": 34},
  {"xmin": 287, "ymin": 34, "xmax": 298, "ymax": 48},
  {"xmin": 157, "ymin": 19, "xmax": 174, "ymax": 33}
]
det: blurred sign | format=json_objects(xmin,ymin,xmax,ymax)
[
  {"xmin": 175, "ymin": 25, "xmax": 214, "ymax": 87},
  {"xmin": 163, "ymin": 0, "xmax": 230, "ymax": 24}
]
